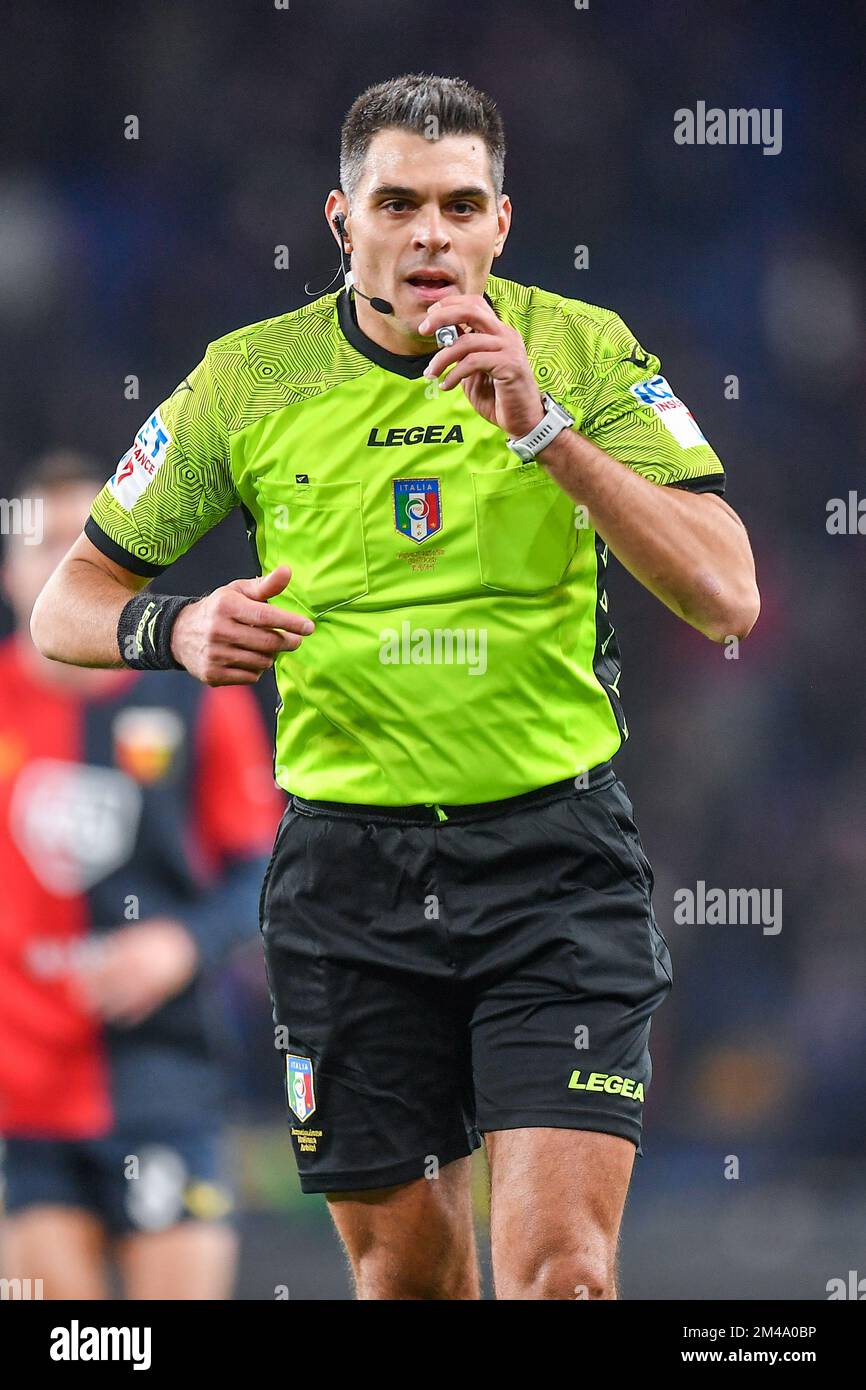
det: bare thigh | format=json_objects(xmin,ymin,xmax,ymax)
[
  {"xmin": 115, "ymin": 1221, "xmax": 238, "ymax": 1300},
  {"xmin": 326, "ymin": 1153, "xmax": 479, "ymax": 1300},
  {"xmin": 486, "ymin": 1128, "xmax": 636, "ymax": 1300}
]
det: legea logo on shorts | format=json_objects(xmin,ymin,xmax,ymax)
[{"xmin": 568, "ymin": 1070, "xmax": 645, "ymax": 1102}]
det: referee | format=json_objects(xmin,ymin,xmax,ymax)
[{"xmin": 31, "ymin": 74, "xmax": 760, "ymax": 1300}]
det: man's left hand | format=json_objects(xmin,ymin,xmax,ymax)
[
  {"xmin": 71, "ymin": 918, "xmax": 201, "ymax": 1028},
  {"xmin": 420, "ymin": 294, "xmax": 545, "ymax": 440}
]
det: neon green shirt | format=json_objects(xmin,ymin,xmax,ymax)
[{"xmin": 87, "ymin": 275, "xmax": 725, "ymax": 804}]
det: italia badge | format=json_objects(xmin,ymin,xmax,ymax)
[
  {"xmin": 286, "ymin": 1055, "xmax": 316, "ymax": 1122},
  {"xmin": 393, "ymin": 478, "xmax": 442, "ymax": 543}
]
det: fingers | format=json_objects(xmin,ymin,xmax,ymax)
[
  {"xmin": 210, "ymin": 641, "xmax": 291, "ymax": 672},
  {"xmin": 424, "ymin": 332, "xmax": 503, "ymax": 381},
  {"xmin": 207, "ymin": 668, "xmax": 269, "ymax": 686},
  {"xmin": 438, "ymin": 353, "xmax": 502, "ymax": 390},
  {"xmin": 418, "ymin": 294, "xmax": 501, "ymax": 337},
  {"xmin": 220, "ymin": 615, "xmax": 306, "ymax": 656},
  {"xmin": 192, "ymin": 647, "xmax": 284, "ymax": 688},
  {"xmin": 230, "ymin": 566, "xmax": 293, "ymax": 601},
  {"xmin": 221, "ymin": 585, "xmax": 314, "ymax": 636},
  {"xmin": 200, "ymin": 639, "xmax": 306, "ymax": 685},
  {"xmin": 239, "ymin": 601, "xmax": 314, "ymax": 634},
  {"xmin": 192, "ymin": 572, "xmax": 315, "ymax": 686}
]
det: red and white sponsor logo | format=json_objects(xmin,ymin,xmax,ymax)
[
  {"xmin": 629, "ymin": 375, "xmax": 708, "ymax": 449},
  {"xmin": 110, "ymin": 408, "xmax": 173, "ymax": 511}
]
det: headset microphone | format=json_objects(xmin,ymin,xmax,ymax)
[
  {"xmin": 331, "ymin": 214, "xmax": 459, "ymax": 346},
  {"xmin": 333, "ymin": 213, "xmax": 394, "ymax": 315}
]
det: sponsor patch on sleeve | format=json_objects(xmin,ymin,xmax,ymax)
[
  {"xmin": 628, "ymin": 375, "xmax": 708, "ymax": 449},
  {"xmin": 109, "ymin": 409, "xmax": 174, "ymax": 510}
]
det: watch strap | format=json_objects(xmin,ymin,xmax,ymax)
[{"xmin": 506, "ymin": 393, "xmax": 575, "ymax": 461}]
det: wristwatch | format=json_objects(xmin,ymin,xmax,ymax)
[{"xmin": 506, "ymin": 393, "xmax": 575, "ymax": 462}]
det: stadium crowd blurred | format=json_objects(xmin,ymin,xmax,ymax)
[{"xmin": 1, "ymin": 0, "xmax": 862, "ymax": 1296}]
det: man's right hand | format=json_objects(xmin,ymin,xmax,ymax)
[{"xmin": 170, "ymin": 565, "xmax": 314, "ymax": 685}]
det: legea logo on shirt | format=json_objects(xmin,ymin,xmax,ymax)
[
  {"xmin": 110, "ymin": 409, "xmax": 173, "ymax": 511},
  {"xmin": 367, "ymin": 424, "xmax": 464, "ymax": 447},
  {"xmin": 628, "ymin": 376, "xmax": 707, "ymax": 449}
]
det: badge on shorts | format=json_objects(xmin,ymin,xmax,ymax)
[
  {"xmin": 393, "ymin": 478, "xmax": 442, "ymax": 543},
  {"xmin": 286, "ymin": 1055, "xmax": 316, "ymax": 1122}
]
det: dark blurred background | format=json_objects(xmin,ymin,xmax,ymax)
[{"xmin": 1, "ymin": 0, "xmax": 864, "ymax": 1298}]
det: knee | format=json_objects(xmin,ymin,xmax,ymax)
[{"xmin": 505, "ymin": 1245, "xmax": 616, "ymax": 1301}]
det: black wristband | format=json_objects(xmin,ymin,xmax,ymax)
[{"xmin": 117, "ymin": 592, "xmax": 204, "ymax": 671}]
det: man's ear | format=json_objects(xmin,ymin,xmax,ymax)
[
  {"xmin": 325, "ymin": 190, "xmax": 350, "ymax": 250},
  {"xmin": 492, "ymin": 194, "xmax": 512, "ymax": 259}
]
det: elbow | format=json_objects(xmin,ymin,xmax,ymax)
[
  {"xmin": 29, "ymin": 585, "xmax": 61, "ymax": 659},
  {"xmin": 29, "ymin": 589, "xmax": 49, "ymax": 655},
  {"xmin": 705, "ymin": 581, "xmax": 761, "ymax": 644}
]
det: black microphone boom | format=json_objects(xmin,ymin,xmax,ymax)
[
  {"xmin": 355, "ymin": 286, "xmax": 394, "ymax": 316},
  {"xmin": 333, "ymin": 213, "xmax": 394, "ymax": 315}
]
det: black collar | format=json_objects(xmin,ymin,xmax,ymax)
[
  {"xmin": 337, "ymin": 288, "xmax": 434, "ymax": 379},
  {"xmin": 336, "ymin": 286, "xmax": 500, "ymax": 378}
]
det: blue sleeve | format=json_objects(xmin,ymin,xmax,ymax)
[{"xmin": 179, "ymin": 852, "xmax": 269, "ymax": 972}]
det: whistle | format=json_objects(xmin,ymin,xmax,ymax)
[{"xmin": 435, "ymin": 325, "xmax": 459, "ymax": 349}]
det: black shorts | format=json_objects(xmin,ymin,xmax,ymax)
[
  {"xmin": 0, "ymin": 1129, "xmax": 233, "ymax": 1236},
  {"xmin": 260, "ymin": 762, "xmax": 673, "ymax": 1195}
]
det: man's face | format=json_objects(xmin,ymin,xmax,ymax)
[
  {"xmin": 2, "ymin": 482, "xmax": 98, "ymax": 629},
  {"xmin": 328, "ymin": 129, "xmax": 511, "ymax": 350}
]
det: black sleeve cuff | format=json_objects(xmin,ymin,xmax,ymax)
[
  {"xmin": 84, "ymin": 516, "xmax": 167, "ymax": 577},
  {"xmin": 667, "ymin": 474, "xmax": 726, "ymax": 496}
]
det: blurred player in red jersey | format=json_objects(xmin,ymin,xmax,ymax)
[{"xmin": 0, "ymin": 452, "xmax": 283, "ymax": 1299}]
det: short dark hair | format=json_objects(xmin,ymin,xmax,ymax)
[{"xmin": 340, "ymin": 73, "xmax": 506, "ymax": 202}]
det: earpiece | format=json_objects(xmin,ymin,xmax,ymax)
[{"xmin": 331, "ymin": 211, "xmax": 394, "ymax": 316}]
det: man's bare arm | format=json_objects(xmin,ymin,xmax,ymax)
[
  {"xmin": 417, "ymin": 293, "xmax": 759, "ymax": 644},
  {"xmin": 538, "ymin": 428, "xmax": 760, "ymax": 643},
  {"xmin": 30, "ymin": 537, "xmax": 315, "ymax": 684},
  {"xmin": 30, "ymin": 533, "xmax": 150, "ymax": 667}
]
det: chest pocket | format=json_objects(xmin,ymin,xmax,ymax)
[
  {"xmin": 472, "ymin": 464, "xmax": 577, "ymax": 593},
  {"xmin": 255, "ymin": 479, "xmax": 368, "ymax": 616}
]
